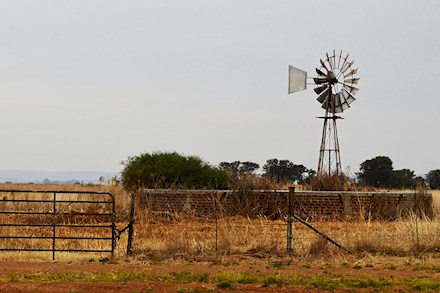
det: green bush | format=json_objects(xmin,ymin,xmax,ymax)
[{"xmin": 121, "ymin": 151, "xmax": 228, "ymax": 189}]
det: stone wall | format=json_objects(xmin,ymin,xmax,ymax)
[{"xmin": 140, "ymin": 189, "xmax": 433, "ymax": 220}]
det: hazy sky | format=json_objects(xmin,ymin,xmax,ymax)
[{"xmin": 0, "ymin": 1, "xmax": 439, "ymax": 176}]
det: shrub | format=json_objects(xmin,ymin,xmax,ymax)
[{"xmin": 121, "ymin": 151, "xmax": 228, "ymax": 189}]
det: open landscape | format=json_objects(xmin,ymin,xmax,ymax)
[
  {"xmin": 0, "ymin": 184, "xmax": 439, "ymax": 292},
  {"xmin": 1, "ymin": 1, "xmax": 440, "ymax": 292}
]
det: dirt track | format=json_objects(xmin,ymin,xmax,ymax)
[{"xmin": 0, "ymin": 258, "xmax": 439, "ymax": 292}]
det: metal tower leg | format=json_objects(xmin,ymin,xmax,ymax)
[{"xmin": 317, "ymin": 114, "xmax": 342, "ymax": 177}]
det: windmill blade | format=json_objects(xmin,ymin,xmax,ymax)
[
  {"xmin": 326, "ymin": 52, "xmax": 333, "ymax": 70},
  {"xmin": 343, "ymin": 84, "xmax": 359, "ymax": 96},
  {"xmin": 344, "ymin": 78, "xmax": 360, "ymax": 85},
  {"xmin": 316, "ymin": 88, "xmax": 329, "ymax": 103},
  {"xmin": 314, "ymin": 84, "xmax": 328, "ymax": 95},
  {"xmin": 316, "ymin": 68, "xmax": 326, "ymax": 76},
  {"xmin": 334, "ymin": 93, "xmax": 342, "ymax": 107},
  {"xmin": 320, "ymin": 59, "xmax": 331, "ymax": 73},
  {"xmin": 335, "ymin": 105, "xmax": 344, "ymax": 113},
  {"xmin": 341, "ymin": 52, "xmax": 349, "ymax": 70},
  {"xmin": 342, "ymin": 87, "xmax": 357, "ymax": 104},
  {"xmin": 323, "ymin": 92, "xmax": 335, "ymax": 110},
  {"xmin": 337, "ymin": 49, "xmax": 343, "ymax": 69},
  {"xmin": 341, "ymin": 60, "xmax": 355, "ymax": 74},
  {"xmin": 346, "ymin": 95, "xmax": 356, "ymax": 105},
  {"xmin": 332, "ymin": 49, "xmax": 336, "ymax": 70},
  {"xmin": 326, "ymin": 51, "xmax": 335, "ymax": 70},
  {"xmin": 344, "ymin": 68, "xmax": 358, "ymax": 78},
  {"xmin": 341, "ymin": 101, "xmax": 350, "ymax": 111},
  {"xmin": 340, "ymin": 89, "xmax": 350, "ymax": 103},
  {"xmin": 321, "ymin": 96, "xmax": 336, "ymax": 112},
  {"xmin": 336, "ymin": 52, "xmax": 350, "ymax": 77},
  {"xmin": 321, "ymin": 99, "xmax": 329, "ymax": 110},
  {"xmin": 313, "ymin": 77, "xmax": 328, "ymax": 84}
]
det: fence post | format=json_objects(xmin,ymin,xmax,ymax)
[
  {"xmin": 415, "ymin": 192, "xmax": 420, "ymax": 249},
  {"xmin": 287, "ymin": 186, "xmax": 295, "ymax": 255},
  {"xmin": 215, "ymin": 194, "xmax": 218, "ymax": 252},
  {"xmin": 127, "ymin": 188, "xmax": 137, "ymax": 256}
]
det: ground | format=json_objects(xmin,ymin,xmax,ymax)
[{"xmin": 0, "ymin": 256, "xmax": 440, "ymax": 292}]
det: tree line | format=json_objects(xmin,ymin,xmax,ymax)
[
  {"xmin": 357, "ymin": 156, "xmax": 440, "ymax": 189},
  {"xmin": 120, "ymin": 151, "xmax": 440, "ymax": 190}
]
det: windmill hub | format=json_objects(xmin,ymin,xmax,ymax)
[
  {"xmin": 288, "ymin": 50, "xmax": 360, "ymax": 177},
  {"xmin": 327, "ymin": 72, "xmax": 337, "ymax": 85}
]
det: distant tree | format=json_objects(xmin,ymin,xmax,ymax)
[
  {"xmin": 426, "ymin": 169, "xmax": 440, "ymax": 189},
  {"xmin": 357, "ymin": 156, "xmax": 394, "ymax": 188},
  {"xmin": 391, "ymin": 169, "xmax": 417, "ymax": 189},
  {"xmin": 239, "ymin": 161, "xmax": 260, "ymax": 175},
  {"xmin": 358, "ymin": 156, "xmax": 422, "ymax": 189},
  {"xmin": 219, "ymin": 161, "xmax": 240, "ymax": 176},
  {"xmin": 219, "ymin": 161, "xmax": 260, "ymax": 177},
  {"xmin": 121, "ymin": 151, "xmax": 228, "ymax": 189},
  {"xmin": 263, "ymin": 159, "xmax": 308, "ymax": 183}
]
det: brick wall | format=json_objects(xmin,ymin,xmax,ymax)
[{"xmin": 140, "ymin": 189, "xmax": 433, "ymax": 220}]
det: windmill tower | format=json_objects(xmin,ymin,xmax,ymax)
[{"xmin": 288, "ymin": 50, "xmax": 359, "ymax": 177}]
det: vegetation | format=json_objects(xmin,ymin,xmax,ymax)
[
  {"xmin": 357, "ymin": 156, "xmax": 424, "ymax": 189},
  {"xmin": 2, "ymin": 263, "xmax": 440, "ymax": 292},
  {"xmin": 117, "ymin": 150, "xmax": 440, "ymax": 190},
  {"xmin": 120, "ymin": 152, "xmax": 228, "ymax": 189},
  {"xmin": 1, "ymin": 184, "xmax": 440, "ymax": 292},
  {"xmin": 2, "ymin": 184, "xmax": 438, "ymax": 263},
  {"xmin": 262, "ymin": 159, "xmax": 310, "ymax": 184},
  {"xmin": 427, "ymin": 169, "xmax": 440, "ymax": 189},
  {"xmin": 220, "ymin": 155, "xmax": 437, "ymax": 190},
  {"xmin": 218, "ymin": 161, "xmax": 260, "ymax": 177},
  {"xmin": 305, "ymin": 173, "xmax": 353, "ymax": 191}
]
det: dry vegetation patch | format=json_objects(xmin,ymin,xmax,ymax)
[{"xmin": 0, "ymin": 184, "xmax": 440, "ymax": 291}]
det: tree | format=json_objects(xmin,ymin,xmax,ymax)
[
  {"xmin": 121, "ymin": 151, "xmax": 228, "ymax": 189},
  {"xmin": 219, "ymin": 161, "xmax": 260, "ymax": 177},
  {"xmin": 391, "ymin": 169, "xmax": 417, "ymax": 189},
  {"xmin": 219, "ymin": 161, "xmax": 240, "ymax": 176},
  {"xmin": 263, "ymin": 159, "xmax": 308, "ymax": 183},
  {"xmin": 426, "ymin": 169, "xmax": 440, "ymax": 189},
  {"xmin": 358, "ymin": 156, "xmax": 421, "ymax": 189},
  {"xmin": 357, "ymin": 156, "xmax": 394, "ymax": 188},
  {"xmin": 239, "ymin": 161, "xmax": 260, "ymax": 175}
]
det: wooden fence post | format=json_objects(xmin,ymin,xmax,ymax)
[
  {"xmin": 127, "ymin": 188, "xmax": 137, "ymax": 256},
  {"xmin": 287, "ymin": 186, "xmax": 295, "ymax": 255}
]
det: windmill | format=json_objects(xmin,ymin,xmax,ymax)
[{"xmin": 288, "ymin": 50, "xmax": 359, "ymax": 177}]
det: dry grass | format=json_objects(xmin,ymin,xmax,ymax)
[{"xmin": 0, "ymin": 184, "xmax": 440, "ymax": 263}]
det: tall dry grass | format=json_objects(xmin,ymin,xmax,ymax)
[{"xmin": 0, "ymin": 184, "xmax": 439, "ymax": 262}]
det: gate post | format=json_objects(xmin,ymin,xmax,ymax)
[
  {"xmin": 127, "ymin": 188, "xmax": 137, "ymax": 256},
  {"xmin": 52, "ymin": 192, "xmax": 57, "ymax": 261}
]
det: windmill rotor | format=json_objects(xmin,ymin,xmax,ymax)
[
  {"xmin": 288, "ymin": 50, "xmax": 360, "ymax": 177},
  {"xmin": 313, "ymin": 51, "xmax": 360, "ymax": 114}
]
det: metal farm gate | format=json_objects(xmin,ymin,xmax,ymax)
[{"xmin": 0, "ymin": 190, "xmax": 115, "ymax": 260}]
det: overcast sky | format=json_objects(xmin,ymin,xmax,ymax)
[{"xmin": 0, "ymin": 0, "xmax": 439, "ymax": 176}]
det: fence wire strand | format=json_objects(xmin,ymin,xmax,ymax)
[{"xmin": 133, "ymin": 189, "xmax": 439, "ymax": 257}]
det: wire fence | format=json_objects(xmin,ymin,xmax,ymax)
[
  {"xmin": 0, "ymin": 188, "xmax": 438, "ymax": 260},
  {"xmin": 129, "ymin": 188, "xmax": 440, "ymax": 259}
]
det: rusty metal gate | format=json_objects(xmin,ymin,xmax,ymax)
[{"xmin": 0, "ymin": 190, "xmax": 115, "ymax": 260}]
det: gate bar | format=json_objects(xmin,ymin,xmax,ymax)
[{"xmin": 0, "ymin": 190, "xmax": 116, "ymax": 260}]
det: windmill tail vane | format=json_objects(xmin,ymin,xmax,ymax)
[{"xmin": 288, "ymin": 50, "xmax": 360, "ymax": 177}]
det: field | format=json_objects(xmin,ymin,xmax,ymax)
[{"xmin": 0, "ymin": 184, "xmax": 439, "ymax": 292}]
